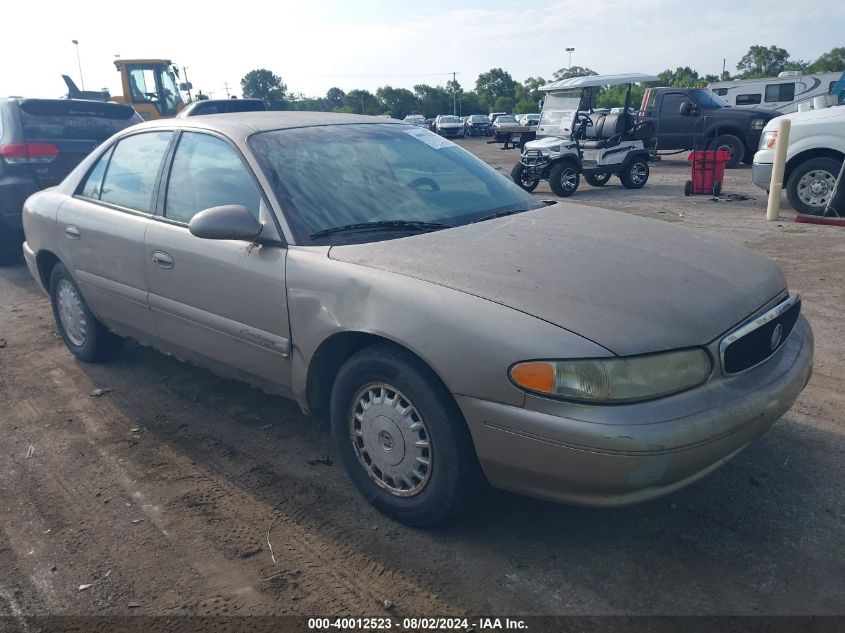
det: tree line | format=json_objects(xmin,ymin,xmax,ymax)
[{"xmin": 239, "ymin": 45, "xmax": 845, "ymax": 118}]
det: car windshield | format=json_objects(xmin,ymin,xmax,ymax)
[
  {"xmin": 469, "ymin": 115, "xmax": 486, "ymax": 122},
  {"xmin": 249, "ymin": 124, "xmax": 543, "ymax": 244},
  {"xmin": 540, "ymin": 91, "xmax": 581, "ymax": 125},
  {"xmin": 689, "ymin": 89, "xmax": 729, "ymax": 109},
  {"xmin": 440, "ymin": 116, "xmax": 460, "ymax": 123},
  {"xmin": 497, "ymin": 116, "xmax": 517, "ymax": 123}
]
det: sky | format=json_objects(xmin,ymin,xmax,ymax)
[{"xmin": 2, "ymin": 0, "xmax": 843, "ymax": 101}]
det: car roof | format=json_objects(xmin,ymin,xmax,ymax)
[
  {"xmin": 542, "ymin": 73, "xmax": 658, "ymax": 91},
  {"xmin": 134, "ymin": 111, "xmax": 404, "ymax": 137}
]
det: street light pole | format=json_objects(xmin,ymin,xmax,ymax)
[
  {"xmin": 565, "ymin": 47, "xmax": 575, "ymax": 70},
  {"xmin": 72, "ymin": 39, "xmax": 85, "ymax": 90}
]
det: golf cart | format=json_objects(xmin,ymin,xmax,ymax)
[{"xmin": 511, "ymin": 73, "xmax": 657, "ymax": 197}]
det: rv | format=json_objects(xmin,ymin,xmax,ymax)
[{"xmin": 708, "ymin": 70, "xmax": 845, "ymax": 114}]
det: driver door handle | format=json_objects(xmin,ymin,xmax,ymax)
[{"xmin": 151, "ymin": 250, "xmax": 174, "ymax": 269}]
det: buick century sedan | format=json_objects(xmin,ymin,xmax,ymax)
[{"xmin": 22, "ymin": 112, "xmax": 813, "ymax": 526}]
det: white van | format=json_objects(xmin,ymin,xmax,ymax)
[{"xmin": 709, "ymin": 71, "xmax": 845, "ymax": 114}]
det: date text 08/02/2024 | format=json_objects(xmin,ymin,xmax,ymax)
[{"xmin": 307, "ymin": 617, "xmax": 528, "ymax": 630}]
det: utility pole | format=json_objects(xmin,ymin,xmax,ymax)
[
  {"xmin": 183, "ymin": 66, "xmax": 193, "ymax": 103},
  {"xmin": 72, "ymin": 40, "xmax": 85, "ymax": 90},
  {"xmin": 722, "ymin": 58, "xmax": 726, "ymax": 80},
  {"xmin": 223, "ymin": 82, "xmax": 231, "ymax": 98},
  {"xmin": 451, "ymin": 71, "xmax": 459, "ymax": 116}
]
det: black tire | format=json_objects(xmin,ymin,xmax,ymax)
[
  {"xmin": 510, "ymin": 163, "xmax": 539, "ymax": 192},
  {"xmin": 713, "ymin": 181, "xmax": 722, "ymax": 197},
  {"xmin": 584, "ymin": 172, "xmax": 611, "ymax": 187},
  {"xmin": 786, "ymin": 157, "xmax": 842, "ymax": 216},
  {"xmin": 548, "ymin": 161, "xmax": 580, "ymax": 197},
  {"xmin": 330, "ymin": 343, "xmax": 484, "ymax": 526},
  {"xmin": 710, "ymin": 134, "xmax": 744, "ymax": 168},
  {"xmin": 684, "ymin": 180, "xmax": 693, "ymax": 196},
  {"xmin": 620, "ymin": 157, "xmax": 650, "ymax": 189},
  {"xmin": 49, "ymin": 262, "xmax": 121, "ymax": 362},
  {"xmin": 0, "ymin": 227, "xmax": 23, "ymax": 266}
]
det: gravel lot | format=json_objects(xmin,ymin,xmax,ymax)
[{"xmin": 1, "ymin": 137, "xmax": 843, "ymax": 619}]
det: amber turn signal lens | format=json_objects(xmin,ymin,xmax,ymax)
[{"xmin": 510, "ymin": 362, "xmax": 555, "ymax": 394}]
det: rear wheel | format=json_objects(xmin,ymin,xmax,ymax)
[
  {"xmin": 548, "ymin": 162, "xmax": 580, "ymax": 197},
  {"xmin": 584, "ymin": 172, "xmax": 611, "ymax": 187},
  {"xmin": 620, "ymin": 158, "xmax": 650, "ymax": 189},
  {"xmin": 710, "ymin": 134, "xmax": 744, "ymax": 168},
  {"xmin": 510, "ymin": 163, "xmax": 539, "ymax": 192},
  {"xmin": 786, "ymin": 157, "xmax": 841, "ymax": 215},
  {"xmin": 330, "ymin": 343, "xmax": 484, "ymax": 526},
  {"xmin": 0, "ymin": 228, "xmax": 23, "ymax": 266},
  {"xmin": 49, "ymin": 263, "xmax": 121, "ymax": 362}
]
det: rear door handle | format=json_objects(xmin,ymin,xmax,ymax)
[
  {"xmin": 151, "ymin": 250, "xmax": 174, "ymax": 269},
  {"xmin": 65, "ymin": 225, "xmax": 81, "ymax": 239}
]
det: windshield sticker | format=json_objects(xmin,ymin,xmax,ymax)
[{"xmin": 404, "ymin": 127, "xmax": 456, "ymax": 150}]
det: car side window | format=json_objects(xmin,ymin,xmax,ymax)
[
  {"xmin": 79, "ymin": 147, "xmax": 113, "ymax": 199},
  {"xmin": 164, "ymin": 132, "xmax": 261, "ymax": 224},
  {"xmin": 660, "ymin": 93, "xmax": 687, "ymax": 114},
  {"xmin": 98, "ymin": 132, "xmax": 173, "ymax": 212}
]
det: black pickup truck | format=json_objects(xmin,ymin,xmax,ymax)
[{"xmin": 639, "ymin": 87, "xmax": 778, "ymax": 167}]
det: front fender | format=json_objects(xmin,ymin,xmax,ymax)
[{"xmin": 285, "ymin": 246, "xmax": 611, "ymax": 409}]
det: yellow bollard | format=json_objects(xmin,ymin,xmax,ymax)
[{"xmin": 766, "ymin": 117, "xmax": 791, "ymax": 221}]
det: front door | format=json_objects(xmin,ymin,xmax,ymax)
[
  {"xmin": 144, "ymin": 131, "xmax": 291, "ymax": 391},
  {"xmin": 56, "ymin": 131, "xmax": 173, "ymax": 338},
  {"xmin": 656, "ymin": 92, "xmax": 698, "ymax": 150}
]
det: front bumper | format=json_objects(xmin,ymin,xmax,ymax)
[
  {"xmin": 752, "ymin": 161, "xmax": 774, "ymax": 192},
  {"xmin": 457, "ymin": 315, "xmax": 813, "ymax": 506}
]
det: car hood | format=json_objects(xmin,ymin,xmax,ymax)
[
  {"xmin": 328, "ymin": 203, "xmax": 786, "ymax": 356},
  {"xmin": 438, "ymin": 122, "xmax": 462, "ymax": 127}
]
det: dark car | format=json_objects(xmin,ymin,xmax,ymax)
[
  {"xmin": 0, "ymin": 98, "xmax": 142, "ymax": 264},
  {"xmin": 176, "ymin": 98, "xmax": 267, "ymax": 118},
  {"xmin": 464, "ymin": 114, "xmax": 491, "ymax": 136}
]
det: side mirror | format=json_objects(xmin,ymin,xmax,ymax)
[
  {"xmin": 188, "ymin": 205, "xmax": 262, "ymax": 241},
  {"xmin": 680, "ymin": 101, "xmax": 699, "ymax": 116}
]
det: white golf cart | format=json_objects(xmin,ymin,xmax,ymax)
[{"xmin": 512, "ymin": 73, "xmax": 658, "ymax": 197}]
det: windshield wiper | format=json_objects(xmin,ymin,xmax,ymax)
[
  {"xmin": 472, "ymin": 208, "xmax": 531, "ymax": 224},
  {"xmin": 310, "ymin": 219, "xmax": 451, "ymax": 239}
]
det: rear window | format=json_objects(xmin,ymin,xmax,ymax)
[{"xmin": 18, "ymin": 100, "xmax": 140, "ymax": 142}]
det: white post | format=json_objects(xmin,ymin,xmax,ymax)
[{"xmin": 766, "ymin": 117, "xmax": 791, "ymax": 221}]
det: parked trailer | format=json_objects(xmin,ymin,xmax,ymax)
[{"xmin": 708, "ymin": 71, "xmax": 845, "ymax": 114}]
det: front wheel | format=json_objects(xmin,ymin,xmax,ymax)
[
  {"xmin": 511, "ymin": 163, "xmax": 539, "ymax": 192},
  {"xmin": 584, "ymin": 172, "xmax": 611, "ymax": 187},
  {"xmin": 330, "ymin": 343, "xmax": 484, "ymax": 526},
  {"xmin": 548, "ymin": 162, "xmax": 580, "ymax": 197},
  {"xmin": 49, "ymin": 263, "xmax": 121, "ymax": 362},
  {"xmin": 786, "ymin": 157, "xmax": 841, "ymax": 215},
  {"xmin": 620, "ymin": 158, "xmax": 650, "ymax": 189},
  {"xmin": 710, "ymin": 134, "xmax": 744, "ymax": 168}
]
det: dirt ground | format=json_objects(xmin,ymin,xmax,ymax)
[{"xmin": 1, "ymin": 139, "xmax": 843, "ymax": 620}]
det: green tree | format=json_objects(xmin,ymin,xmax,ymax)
[
  {"xmin": 459, "ymin": 91, "xmax": 484, "ymax": 116},
  {"xmin": 657, "ymin": 66, "xmax": 701, "ymax": 87},
  {"xmin": 376, "ymin": 86, "xmax": 418, "ymax": 118},
  {"xmin": 522, "ymin": 76, "xmax": 547, "ymax": 101},
  {"xmin": 475, "ymin": 68, "xmax": 517, "ymax": 109},
  {"xmin": 552, "ymin": 65, "xmax": 598, "ymax": 81},
  {"xmin": 240, "ymin": 68, "xmax": 288, "ymax": 109},
  {"xmin": 736, "ymin": 45, "xmax": 791, "ymax": 78},
  {"xmin": 343, "ymin": 89, "xmax": 379, "ymax": 115},
  {"xmin": 325, "ymin": 87, "xmax": 346, "ymax": 111},
  {"xmin": 809, "ymin": 47, "xmax": 845, "ymax": 72},
  {"xmin": 413, "ymin": 84, "xmax": 452, "ymax": 117}
]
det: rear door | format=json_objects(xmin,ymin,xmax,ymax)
[
  {"xmin": 56, "ymin": 131, "xmax": 173, "ymax": 338},
  {"xmin": 144, "ymin": 130, "xmax": 291, "ymax": 391},
  {"xmin": 17, "ymin": 99, "xmax": 141, "ymax": 188}
]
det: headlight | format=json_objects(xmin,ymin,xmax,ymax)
[
  {"xmin": 509, "ymin": 349, "xmax": 712, "ymax": 403},
  {"xmin": 759, "ymin": 130, "xmax": 778, "ymax": 150},
  {"xmin": 751, "ymin": 119, "xmax": 767, "ymax": 130}
]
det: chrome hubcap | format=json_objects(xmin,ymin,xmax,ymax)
[
  {"xmin": 631, "ymin": 163, "xmax": 648, "ymax": 185},
  {"xmin": 56, "ymin": 279, "xmax": 87, "ymax": 347},
  {"xmin": 797, "ymin": 169, "xmax": 836, "ymax": 208},
  {"xmin": 560, "ymin": 168, "xmax": 577, "ymax": 191},
  {"xmin": 349, "ymin": 383, "xmax": 432, "ymax": 497}
]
